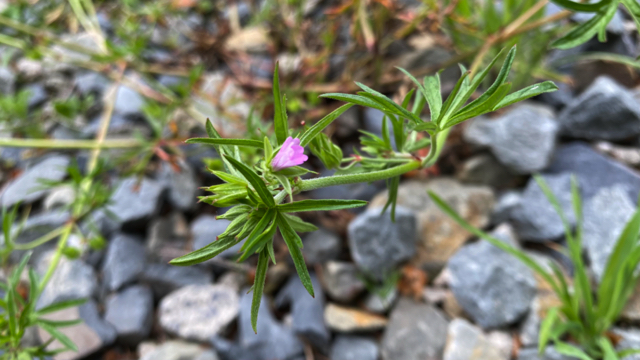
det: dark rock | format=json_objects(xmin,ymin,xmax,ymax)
[
  {"xmin": 26, "ymin": 83, "xmax": 48, "ymax": 109},
  {"xmin": 464, "ymin": 103, "xmax": 558, "ymax": 174},
  {"xmin": 158, "ymin": 161, "xmax": 199, "ymax": 211},
  {"xmin": 545, "ymin": 142, "xmax": 640, "ymax": 203},
  {"xmin": 275, "ymin": 274, "xmax": 330, "ymax": 350},
  {"xmin": 102, "ymin": 233, "xmax": 146, "ymax": 291},
  {"xmin": 457, "ymin": 153, "xmax": 516, "ymax": 188},
  {"xmin": 1, "ymin": 155, "xmax": 70, "ymax": 207},
  {"xmin": 381, "ymin": 298, "xmax": 449, "ymax": 360},
  {"xmin": 36, "ymin": 252, "xmax": 98, "ymax": 309},
  {"xmin": 190, "ymin": 215, "xmax": 238, "ymax": 257},
  {"xmin": 538, "ymin": 81, "xmax": 574, "ymax": 110},
  {"xmin": 105, "ymin": 177, "xmax": 165, "ymax": 230},
  {"xmin": 140, "ymin": 263, "xmax": 213, "ymax": 298},
  {"xmin": 364, "ymin": 288, "xmax": 397, "ymax": 314},
  {"xmin": 104, "ymin": 285, "xmax": 154, "ymax": 345},
  {"xmin": 491, "ymin": 190, "xmax": 522, "ymax": 225},
  {"xmin": 146, "ymin": 212, "xmax": 189, "ymax": 260},
  {"xmin": 511, "ymin": 173, "xmax": 575, "ymax": 242},
  {"xmin": 0, "ymin": 66, "xmax": 15, "ymax": 95},
  {"xmin": 448, "ymin": 225, "xmax": 536, "ymax": 328},
  {"xmin": 79, "ymin": 300, "xmax": 117, "ymax": 346},
  {"xmin": 74, "ymin": 71, "xmax": 110, "ymax": 96},
  {"xmin": 331, "ymin": 336, "xmax": 379, "ymax": 360},
  {"xmin": 348, "ymin": 207, "xmax": 417, "ymax": 280},
  {"xmin": 159, "ymin": 284, "xmax": 239, "ymax": 341},
  {"xmin": 302, "ymin": 228, "xmax": 341, "ymax": 266},
  {"xmin": 320, "ymin": 261, "xmax": 365, "ymax": 303},
  {"xmin": 583, "ymin": 185, "xmax": 635, "ymax": 282},
  {"xmin": 559, "ymin": 77, "xmax": 640, "ymax": 141}
]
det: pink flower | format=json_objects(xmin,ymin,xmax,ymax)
[{"xmin": 271, "ymin": 137, "xmax": 308, "ymax": 171}]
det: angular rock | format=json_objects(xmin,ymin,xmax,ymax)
[
  {"xmin": 146, "ymin": 212, "xmax": 189, "ymax": 260},
  {"xmin": 448, "ymin": 225, "xmax": 536, "ymax": 328},
  {"xmin": 518, "ymin": 347, "xmax": 580, "ymax": 360},
  {"xmin": 139, "ymin": 340, "xmax": 219, "ymax": 360},
  {"xmin": 113, "ymin": 85, "xmax": 145, "ymax": 119},
  {"xmin": 381, "ymin": 298, "xmax": 449, "ymax": 360},
  {"xmin": 105, "ymin": 177, "xmax": 165, "ymax": 230},
  {"xmin": 1, "ymin": 155, "xmax": 70, "ymax": 207},
  {"xmin": 511, "ymin": 173, "xmax": 575, "ymax": 242},
  {"xmin": 546, "ymin": 142, "xmax": 640, "ymax": 203},
  {"xmin": 140, "ymin": 263, "xmax": 213, "ymax": 298},
  {"xmin": 74, "ymin": 71, "xmax": 110, "ymax": 96},
  {"xmin": 275, "ymin": 274, "xmax": 329, "ymax": 349},
  {"xmin": 37, "ymin": 253, "xmax": 97, "ymax": 309},
  {"xmin": 364, "ymin": 288, "xmax": 398, "ymax": 314},
  {"xmin": 320, "ymin": 261, "xmax": 365, "ymax": 303},
  {"xmin": 158, "ymin": 161, "xmax": 199, "ymax": 211},
  {"xmin": 347, "ymin": 207, "xmax": 417, "ymax": 280},
  {"xmin": 559, "ymin": 76, "xmax": 640, "ymax": 141},
  {"xmin": 104, "ymin": 285, "xmax": 154, "ymax": 345},
  {"xmin": 102, "ymin": 233, "xmax": 146, "ymax": 291},
  {"xmin": 26, "ymin": 83, "xmax": 48, "ymax": 109},
  {"xmin": 583, "ymin": 185, "xmax": 636, "ymax": 282},
  {"xmin": 492, "ymin": 190, "xmax": 522, "ymax": 225},
  {"xmin": 444, "ymin": 319, "xmax": 509, "ymax": 360},
  {"xmin": 78, "ymin": 300, "xmax": 117, "ymax": 346},
  {"xmin": 331, "ymin": 336, "xmax": 379, "ymax": 360},
  {"xmin": 324, "ymin": 303, "xmax": 388, "ymax": 332},
  {"xmin": 302, "ymin": 228, "xmax": 341, "ymax": 266},
  {"xmin": 370, "ymin": 179, "xmax": 494, "ymax": 271},
  {"xmin": 457, "ymin": 153, "xmax": 516, "ymax": 188},
  {"xmin": 0, "ymin": 66, "xmax": 15, "ymax": 95},
  {"xmin": 464, "ymin": 103, "xmax": 558, "ymax": 174},
  {"xmin": 159, "ymin": 284, "xmax": 239, "ymax": 341}
]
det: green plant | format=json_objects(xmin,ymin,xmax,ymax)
[{"xmin": 430, "ymin": 176, "xmax": 640, "ymax": 360}]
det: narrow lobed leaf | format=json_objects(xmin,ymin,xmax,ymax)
[{"xmin": 277, "ymin": 199, "xmax": 367, "ymax": 213}]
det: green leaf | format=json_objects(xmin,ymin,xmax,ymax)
[
  {"xmin": 278, "ymin": 199, "xmax": 367, "ymax": 213},
  {"xmin": 423, "ymin": 73, "xmax": 442, "ymax": 121},
  {"xmin": 38, "ymin": 322, "xmax": 78, "ymax": 352},
  {"xmin": 185, "ymin": 138, "xmax": 264, "ymax": 148},
  {"xmin": 275, "ymin": 174, "xmax": 292, "ymax": 200},
  {"xmin": 436, "ymin": 69, "xmax": 470, "ymax": 124},
  {"xmin": 538, "ymin": 307, "xmax": 559, "ymax": 353},
  {"xmin": 551, "ymin": 3, "xmax": 616, "ymax": 49},
  {"xmin": 320, "ymin": 93, "xmax": 386, "ymax": 111},
  {"xmin": 170, "ymin": 236, "xmax": 239, "ymax": 266},
  {"xmin": 36, "ymin": 319, "xmax": 82, "ymax": 328},
  {"xmin": 355, "ymin": 82, "xmax": 423, "ymax": 124},
  {"xmin": 299, "ymin": 104, "xmax": 354, "ymax": 147},
  {"xmin": 283, "ymin": 214, "xmax": 318, "ymax": 232},
  {"xmin": 205, "ymin": 118, "xmax": 230, "ymax": 156},
  {"xmin": 36, "ymin": 299, "xmax": 87, "ymax": 316},
  {"xmin": 264, "ymin": 136, "xmax": 273, "ymax": 161},
  {"xmin": 250, "ymin": 249, "xmax": 269, "ymax": 333},
  {"xmin": 622, "ymin": 0, "xmax": 640, "ymax": 33},
  {"xmin": 598, "ymin": 337, "xmax": 619, "ymax": 360},
  {"xmin": 550, "ymin": 0, "xmax": 609, "ymax": 12},
  {"xmin": 554, "ymin": 341, "xmax": 593, "ymax": 360},
  {"xmin": 273, "ymin": 62, "xmax": 288, "ymax": 145},
  {"xmin": 224, "ymin": 155, "xmax": 275, "ymax": 207},
  {"xmin": 238, "ymin": 217, "xmax": 277, "ymax": 261},
  {"xmin": 444, "ymin": 83, "xmax": 512, "ymax": 128},
  {"xmin": 11, "ymin": 252, "xmax": 31, "ymax": 286},
  {"xmin": 241, "ymin": 209, "xmax": 277, "ymax": 252},
  {"xmin": 276, "ymin": 212, "xmax": 314, "ymax": 297},
  {"xmin": 381, "ymin": 176, "xmax": 399, "ymax": 222},
  {"xmin": 493, "ymin": 81, "xmax": 559, "ymax": 110}
]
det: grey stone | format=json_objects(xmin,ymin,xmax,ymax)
[
  {"xmin": 448, "ymin": 226, "xmax": 536, "ymax": 328},
  {"xmin": 320, "ymin": 261, "xmax": 365, "ymax": 303},
  {"xmin": 104, "ymin": 285, "xmax": 154, "ymax": 345},
  {"xmin": 492, "ymin": 190, "xmax": 522, "ymax": 225},
  {"xmin": 140, "ymin": 340, "xmax": 219, "ymax": 360},
  {"xmin": 37, "ymin": 253, "xmax": 98, "ymax": 309},
  {"xmin": 331, "ymin": 336, "xmax": 379, "ymax": 360},
  {"xmin": 146, "ymin": 212, "xmax": 189, "ymax": 260},
  {"xmin": 158, "ymin": 161, "xmax": 199, "ymax": 211},
  {"xmin": 583, "ymin": 185, "xmax": 636, "ymax": 282},
  {"xmin": 13, "ymin": 210, "xmax": 70, "ymax": 249},
  {"xmin": 457, "ymin": 153, "xmax": 516, "ymax": 188},
  {"xmin": 511, "ymin": 173, "xmax": 575, "ymax": 242},
  {"xmin": 44, "ymin": 185, "xmax": 75, "ymax": 210},
  {"xmin": 518, "ymin": 347, "xmax": 579, "ymax": 360},
  {"xmin": 102, "ymin": 233, "xmax": 146, "ymax": 291},
  {"xmin": 158, "ymin": 75, "xmax": 188, "ymax": 89},
  {"xmin": 559, "ymin": 77, "xmax": 640, "ymax": 141},
  {"xmin": 1, "ymin": 155, "xmax": 70, "ymax": 207},
  {"xmin": 105, "ymin": 177, "xmax": 165, "ymax": 230},
  {"xmin": 26, "ymin": 83, "xmax": 48, "ymax": 109},
  {"xmin": 113, "ymin": 85, "xmax": 145, "ymax": 118},
  {"xmin": 444, "ymin": 319, "xmax": 509, "ymax": 360},
  {"xmin": 159, "ymin": 284, "xmax": 239, "ymax": 341},
  {"xmin": 0, "ymin": 66, "xmax": 15, "ymax": 95},
  {"xmin": 381, "ymin": 298, "xmax": 449, "ymax": 360},
  {"xmin": 302, "ymin": 228, "xmax": 341, "ymax": 266},
  {"xmin": 348, "ymin": 207, "xmax": 417, "ymax": 280},
  {"xmin": 140, "ymin": 263, "xmax": 213, "ymax": 298},
  {"xmin": 546, "ymin": 142, "xmax": 640, "ymax": 203},
  {"xmin": 275, "ymin": 274, "xmax": 330, "ymax": 349},
  {"xmin": 364, "ymin": 288, "xmax": 397, "ymax": 314},
  {"xmin": 191, "ymin": 215, "xmax": 236, "ymax": 256},
  {"xmin": 78, "ymin": 300, "xmax": 117, "ymax": 346},
  {"xmin": 613, "ymin": 328, "xmax": 640, "ymax": 360},
  {"xmin": 464, "ymin": 103, "xmax": 558, "ymax": 174},
  {"xmin": 74, "ymin": 71, "xmax": 110, "ymax": 96}
]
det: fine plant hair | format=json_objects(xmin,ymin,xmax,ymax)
[{"xmin": 430, "ymin": 176, "xmax": 640, "ymax": 360}]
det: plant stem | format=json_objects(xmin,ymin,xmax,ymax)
[
  {"xmin": 0, "ymin": 138, "xmax": 143, "ymax": 149},
  {"xmin": 37, "ymin": 223, "xmax": 73, "ymax": 294},
  {"xmin": 14, "ymin": 227, "xmax": 66, "ymax": 250},
  {"xmin": 296, "ymin": 160, "xmax": 421, "ymax": 192}
]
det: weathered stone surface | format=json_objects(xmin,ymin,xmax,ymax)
[
  {"xmin": 302, "ymin": 228, "xmax": 341, "ymax": 266},
  {"xmin": 511, "ymin": 173, "xmax": 574, "ymax": 242},
  {"xmin": 347, "ymin": 206, "xmax": 417, "ymax": 280},
  {"xmin": 324, "ymin": 303, "xmax": 388, "ymax": 332},
  {"xmin": 559, "ymin": 76, "xmax": 640, "ymax": 141},
  {"xmin": 113, "ymin": 85, "xmax": 145, "ymax": 118},
  {"xmin": 158, "ymin": 161, "xmax": 199, "ymax": 211},
  {"xmin": 517, "ymin": 347, "xmax": 578, "ymax": 360},
  {"xmin": 102, "ymin": 233, "xmax": 146, "ymax": 291},
  {"xmin": 464, "ymin": 103, "xmax": 558, "ymax": 174},
  {"xmin": 37, "ymin": 253, "xmax": 97, "ymax": 309},
  {"xmin": 613, "ymin": 328, "xmax": 640, "ymax": 360},
  {"xmin": 104, "ymin": 285, "xmax": 153, "ymax": 345},
  {"xmin": 491, "ymin": 190, "xmax": 522, "ymax": 225},
  {"xmin": 139, "ymin": 340, "xmax": 219, "ymax": 360},
  {"xmin": 1, "ymin": 155, "xmax": 70, "ymax": 207},
  {"xmin": 0, "ymin": 66, "xmax": 15, "ymax": 95},
  {"xmin": 37, "ymin": 306, "xmax": 105, "ymax": 360},
  {"xmin": 583, "ymin": 185, "xmax": 635, "ymax": 282},
  {"xmin": 105, "ymin": 177, "xmax": 165, "ymax": 229},
  {"xmin": 74, "ymin": 71, "xmax": 110, "ymax": 96},
  {"xmin": 331, "ymin": 336, "xmax": 379, "ymax": 360},
  {"xmin": 381, "ymin": 298, "xmax": 449, "ymax": 360},
  {"xmin": 364, "ymin": 288, "xmax": 397, "ymax": 314},
  {"xmin": 159, "ymin": 284, "xmax": 239, "ymax": 341},
  {"xmin": 448, "ymin": 225, "xmax": 536, "ymax": 328},
  {"xmin": 443, "ymin": 319, "xmax": 509, "ymax": 360},
  {"xmin": 320, "ymin": 261, "xmax": 365, "ymax": 303},
  {"xmin": 370, "ymin": 179, "xmax": 494, "ymax": 271},
  {"xmin": 146, "ymin": 212, "xmax": 189, "ymax": 259},
  {"xmin": 457, "ymin": 153, "xmax": 516, "ymax": 188},
  {"xmin": 275, "ymin": 274, "xmax": 329, "ymax": 349},
  {"xmin": 140, "ymin": 263, "xmax": 213, "ymax": 298}
]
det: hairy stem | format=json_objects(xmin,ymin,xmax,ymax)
[
  {"xmin": 0, "ymin": 138, "xmax": 143, "ymax": 149},
  {"xmin": 37, "ymin": 223, "xmax": 73, "ymax": 294}
]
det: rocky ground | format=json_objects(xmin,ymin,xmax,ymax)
[{"xmin": 2, "ymin": 1, "xmax": 640, "ymax": 360}]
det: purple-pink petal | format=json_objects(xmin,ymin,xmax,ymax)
[{"xmin": 271, "ymin": 137, "xmax": 308, "ymax": 171}]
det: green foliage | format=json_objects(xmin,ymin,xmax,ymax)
[{"xmin": 430, "ymin": 176, "xmax": 640, "ymax": 359}]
